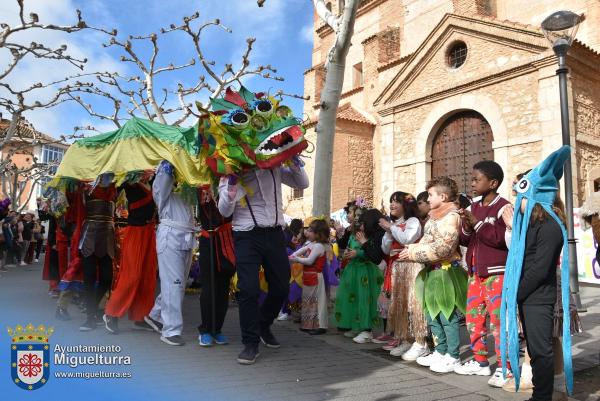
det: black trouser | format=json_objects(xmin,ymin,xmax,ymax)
[
  {"xmin": 234, "ymin": 227, "xmax": 290, "ymax": 345},
  {"xmin": 11, "ymin": 242, "xmax": 22, "ymax": 264},
  {"xmin": 83, "ymin": 254, "xmax": 113, "ymax": 318},
  {"xmin": 35, "ymin": 240, "xmax": 43, "ymax": 259},
  {"xmin": 520, "ymin": 303, "xmax": 554, "ymax": 401},
  {"xmin": 198, "ymin": 237, "xmax": 234, "ymax": 336}
]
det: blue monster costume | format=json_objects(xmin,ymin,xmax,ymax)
[{"xmin": 500, "ymin": 145, "xmax": 573, "ymax": 394}]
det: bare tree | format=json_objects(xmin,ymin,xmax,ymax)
[
  {"xmin": 0, "ymin": 152, "xmax": 60, "ymax": 212},
  {"xmin": 311, "ymin": 0, "xmax": 360, "ymax": 216},
  {"xmin": 69, "ymin": 11, "xmax": 285, "ymax": 129},
  {"xmin": 0, "ymin": 0, "xmax": 112, "ymax": 171},
  {"xmin": 0, "ymin": 0, "xmax": 107, "ymax": 207}
]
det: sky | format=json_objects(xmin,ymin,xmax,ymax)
[{"xmin": 0, "ymin": 0, "xmax": 315, "ymax": 137}]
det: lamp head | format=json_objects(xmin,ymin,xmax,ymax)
[{"xmin": 541, "ymin": 10, "xmax": 583, "ymax": 50}]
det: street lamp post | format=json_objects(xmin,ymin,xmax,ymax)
[{"xmin": 541, "ymin": 10, "xmax": 586, "ymax": 311}]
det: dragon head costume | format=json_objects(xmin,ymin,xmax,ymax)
[
  {"xmin": 44, "ymin": 85, "xmax": 308, "ymax": 214},
  {"xmin": 198, "ymin": 85, "xmax": 308, "ymax": 177}
]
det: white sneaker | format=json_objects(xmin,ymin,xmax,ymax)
[
  {"xmin": 389, "ymin": 341, "xmax": 411, "ymax": 357},
  {"xmin": 277, "ymin": 312, "xmax": 289, "ymax": 321},
  {"xmin": 343, "ymin": 330, "xmax": 357, "ymax": 338},
  {"xmin": 402, "ymin": 342, "xmax": 430, "ymax": 361},
  {"xmin": 430, "ymin": 354, "xmax": 460, "ymax": 373},
  {"xmin": 416, "ymin": 350, "xmax": 444, "ymax": 367},
  {"xmin": 20, "ymin": 262, "xmax": 26, "ymax": 266},
  {"xmin": 488, "ymin": 367, "xmax": 512, "ymax": 387},
  {"xmin": 454, "ymin": 359, "xmax": 492, "ymax": 376},
  {"xmin": 34, "ymin": 258, "xmax": 39, "ymax": 262},
  {"xmin": 352, "ymin": 331, "xmax": 373, "ymax": 344}
]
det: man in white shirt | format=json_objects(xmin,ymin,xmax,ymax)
[{"xmin": 218, "ymin": 157, "xmax": 309, "ymax": 364}]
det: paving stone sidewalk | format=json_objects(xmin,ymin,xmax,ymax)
[{"xmin": 1, "ymin": 261, "xmax": 597, "ymax": 401}]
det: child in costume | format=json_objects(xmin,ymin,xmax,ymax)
[
  {"xmin": 379, "ymin": 191, "xmax": 428, "ymax": 361},
  {"xmin": 416, "ymin": 191, "xmax": 431, "ymax": 226},
  {"xmin": 501, "ymin": 146, "xmax": 575, "ymax": 400},
  {"xmin": 290, "ymin": 218, "xmax": 331, "ymax": 335},
  {"xmin": 398, "ymin": 177, "xmax": 467, "ymax": 373},
  {"xmin": 501, "ymin": 165, "xmax": 581, "ymax": 396},
  {"xmin": 335, "ymin": 208, "xmax": 386, "ymax": 344},
  {"xmin": 335, "ymin": 200, "xmax": 358, "ymax": 262},
  {"xmin": 455, "ymin": 161, "xmax": 511, "ymax": 387},
  {"xmin": 278, "ymin": 218, "xmax": 304, "ymax": 322}
]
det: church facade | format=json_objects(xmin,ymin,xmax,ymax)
[{"xmin": 284, "ymin": 0, "xmax": 600, "ymax": 217}]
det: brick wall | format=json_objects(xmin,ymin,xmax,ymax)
[
  {"xmin": 378, "ymin": 28, "xmax": 401, "ymax": 65},
  {"xmin": 331, "ymin": 120, "xmax": 374, "ymax": 210},
  {"xmin": 452, "ymin": 0, "xmax": 496, "ymax": 17}
]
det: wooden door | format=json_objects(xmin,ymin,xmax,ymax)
[{"xmin": 431, "ymin": 111, "xmax": 493, "ymax": 194}]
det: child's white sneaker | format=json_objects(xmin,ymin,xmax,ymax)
[
  {"xmin": 416, "ymin": 350, "xmax": 444, "ymax": 367},
  {"xmin": 453, "ymin": 359, "xmax": 492, "ymax": 376},
  {"xmin": 352, "ymin": 331, "xmax": 373, "ymax": 344},
  {"xmin": 389, "ymin": 341, "xmax": 411, "ymax": 357},
  {"xmin": 276, "ymin": 312, "xmax": 289, "ymax": 321},
  {"xmin": 430, "ymin": 354, "xmax": 460, "ymax": 373},
  {"xmin": 488, "ymin": 367, "xmax": 512, "ymax": 387},
  {"xmin": 401, "ymin": 342, "xmax": 430, "ymax": 361}
]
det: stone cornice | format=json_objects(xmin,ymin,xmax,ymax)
[
  {"xmin": 312, "ymin": 86, "xmax": 364, "ymax": 110},
  {"xmin": 577, "ymin": 135, "xmax": 600, "ymax": 148},
  {"xmin": 304, "ymin": 62, "xmax": 325, "ymax": 75},
  {"xmin": 378, "ymin": 56, "xmax": 557, "ymax": 116},
  {"xmin": 316, "ymin": 0, "xmax": 388, "ymax": 39},
  {"xmin": 377, "ymin": 53, "xmax": 412, "ymax": 73},
  {"xmin": 361, "ymin": 33, "xmax": 378, "ymax": 45},
  {"xmin": 373, "ymin": 13, "xmax": 548, "ymax": 107},
  {"xmin": 341, "ymin": 85, "xmax": 364, "ymax": 99}
]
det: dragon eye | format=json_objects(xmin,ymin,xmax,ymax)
[
  {"xmin": 255, "ymin": 100, "xmax": 273, "ymax": 117},
  {"xmin": 515, "ymin": 178, "xmax": 530, "ymax": 194},
  {"xmin": 250, "ymin": 114, "xmax": 269, "ymax": 131},
  {"xmin": 231, "ymin": 111, "xmax": 249, "ymax": 128},
  {"xmin": 275, "ymin": 106, "xmax": 292, "ymax": 119}
]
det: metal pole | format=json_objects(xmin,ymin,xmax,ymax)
[{"xmin": 555, "ymin": 47, "xmax": 586, "ymax": 311}]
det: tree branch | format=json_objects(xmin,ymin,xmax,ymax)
[{"xmin": 312, "ymin": 0, "xmax": 340, "ymax": 31}]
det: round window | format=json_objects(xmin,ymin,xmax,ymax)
[{"xmin": 446, "ymin": 41, "xmax": 468, "ymax": 69}]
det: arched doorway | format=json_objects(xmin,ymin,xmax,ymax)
[{"xmin": 431, "ymin": 111, "xmax": 494, "ymax": 194}]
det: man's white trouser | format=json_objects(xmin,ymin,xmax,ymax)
[{"xmin": 149, "ymin": 246, "xmax": 192, "ymax": 337}]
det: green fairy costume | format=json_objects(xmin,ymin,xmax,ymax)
[{"xmin": 334, "ymin": 234, "xmax": 384, "ymax": 331}]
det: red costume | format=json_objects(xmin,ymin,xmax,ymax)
[{"xmin": 105, "ymin": 183, "xmax": 157, "ymax": 321}]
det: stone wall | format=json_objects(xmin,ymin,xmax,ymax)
[
  {"xmin": 394, "ymin": 164, "xmax": 416, "ymax": 194},
  {"xmin": 575, "ymin": 141, "xmax": 600, "ymax": 204},
  {"xmin": 572, "ymin": 60, "xmax": 600, "ymax": 202},
  {"xmin": 505, "ymin": 142, "xmax": 542, "ymax": 202},
  {"xmin": 301, "ymin": 0, "xmax": 600, "ymax": 214}
]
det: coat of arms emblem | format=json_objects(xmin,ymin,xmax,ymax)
[{"xmin": 8, "ymin": 323, "xmax": 53, "ymax": 390}]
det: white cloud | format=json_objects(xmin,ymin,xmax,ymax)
[
  {"xmin": 1, "ymin": 0, "xmax": 313, "ymax": 136},
  {"xmin": 300, "ymin": 23, "xmax": 314, "ymax": 44},
  {"xmin": 0, "ymin": 0, "xmax": 125, "ymax": 137}
]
